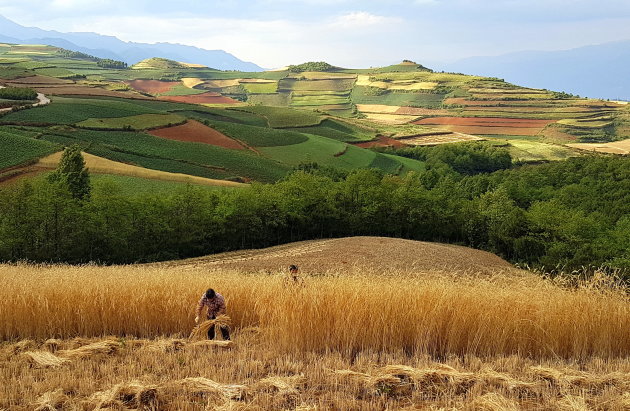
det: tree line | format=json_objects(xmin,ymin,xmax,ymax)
[{"xmin": 0, "ymin": 145, "xmax": 628, "ymax": 275}]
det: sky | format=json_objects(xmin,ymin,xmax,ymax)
[{"xmin": 0, "ymin": 0, "xmax": 629, "ymax": 68}]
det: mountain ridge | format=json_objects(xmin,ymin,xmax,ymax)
[
  {"xmin": 442, "ymin": 40, "xmax": 630, "ymax": 101},
  {"xmin": 0, "ymin": 15, "xmax": 263, "ymax": 72}
]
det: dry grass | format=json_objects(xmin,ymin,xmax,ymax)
[
  {"xmin": 0, "ymin": 247, "xmax": 628, "ymax": 409},
  {"xmin": 567, "ymin": 138, "xmax": 630, "ymax": 155},
  {"xmin": 2, "ymin": 336, "xmax": 629, "ymax": 410},
  {"xmin": 36, "ymin": 151, "xmax": 246, "ymax": 187}
]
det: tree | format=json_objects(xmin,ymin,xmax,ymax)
[{"xmin": 48, "ymin": 145, "xmax": 91, "ymax": 200}]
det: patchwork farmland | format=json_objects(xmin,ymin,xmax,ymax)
[{"xmin": 0, "ymin": 43, "xmax": 629, "ymax": 192}]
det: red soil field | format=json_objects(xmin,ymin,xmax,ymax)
[
  {"xmin": 127, "ymin": 80, "xmax": 178, "ymax": 94},
  {"xmin": 159, "ymin": 93, "xmax": 240, "ymax": 105},
  {"xmin": 414, "ymin": 117, "xmax": 554, "ymax": 127},
  {"xmin": 148, "ymin": 120, "xmax": 247, "ymax": 150},
  {"xmin": 354, "ymin": 135, "xmax": 408, "ymax": 149}
]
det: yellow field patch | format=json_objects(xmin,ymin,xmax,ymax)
[
  {"xmin": 203, "ymin": 79, "xmax": 241, "ymax": 88},
  {"xmin": 37, "ymin": 152, "xmax": 246, "ymax": 187},
  {"xmin": 181, "ymin": 78, "xmax": 204, "ymax": 88},
  {"xmin": 567, "ymin": 139, "xmax": 630, "ymax": 155},
  {"xmin": 400, "ymin": 132, "xmax": 485, "ymax": 146},
  {"xmin": 356, "ymin": 75, "xmax": 435, "ymax": 90},
  {"xmin": 364, "ymin": 113, "xmax": 419, "ymax": 125},
  {"xmin": 178, "ymin": 62, "xmax": 206, "ymax": 68},
  {"xmin": 356, "ymin": 104, "xmax": 401, "ymax": 114}
]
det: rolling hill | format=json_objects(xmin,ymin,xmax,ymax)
[{"xmin": 0, "ymin": 41, "xmax": 628, "ymax": 190}]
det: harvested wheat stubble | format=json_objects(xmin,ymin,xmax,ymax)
[
  {"xmin": 149, "ymin": 120, "xmax": 247, "ymax": 150},
  {"xmin": 22, "ymin": 351, "xmax": 70, "ymax": 368},
  {"xmin": 22, "ymin": 340, "xmax": 121, "ymax": 368},
  {"xmin": 87, "ymin": 380, "xmax": 158, "ymax": 409},
  {"xmin": 32, "ymin": 389, "xmax": 68, "ymax": 411},
  {"xmin": 165, "ymin": 236, "xmax": 514, "ymax": 275},
  {"xmin": 253, "ymin": 375, "xmax": 306, "ymax": 397},
  {"xmin": 166, "ymin": 377, "xmax": 247, "ymax": 401}
]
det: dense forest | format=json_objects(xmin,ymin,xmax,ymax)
[{"xmin": 0, "ymin": 144, "xmax": 628, "ymax": 275}]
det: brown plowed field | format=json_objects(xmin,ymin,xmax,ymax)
[
  {"xmin": 160, "ymin": 236, "xmax": 515, "ymax": 275},
  {"xmin": 159, "ymin": 93, "xmax": 240, "ymax": 105},
  {"xmin": 149, "ymin": 120, "xmax": 247, "ymax": 150},
  {"xmin": 6, "ymin": 75, "xmax": 72, "ymax": 85},
  {"xmin": 415, "ymin": 117, "xmax": 554, "ymax": 127},
  {"xmin": 354, "ymin": 135, "xmax": 408, "ymax": 148},
  {"xmin": 127, "ymin": 80, "xmax": 178, "ymax": 94}
]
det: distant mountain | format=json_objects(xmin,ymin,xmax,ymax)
[
  {"xmin": 0, "ymin": 15, "xmax": 263, "ymax": 72},
  {"xmin": 442, "ymin": 41, "xmax": 630, "ymax": 101}
]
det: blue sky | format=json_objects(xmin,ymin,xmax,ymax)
[{"xmin": 0, "ymin": 0, "xmax": 629, "ymax": 68}]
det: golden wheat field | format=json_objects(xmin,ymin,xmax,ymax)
[{"xmin": 1, "ymin": 238, "xmax": 629, "ymax": 410}]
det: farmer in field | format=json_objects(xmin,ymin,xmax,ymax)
[
  {"xmin": 195, "ymin": 288, "xmax": 231, "ymax": 340},
  {"xmin": 284, "ymin": 264, "xmax": 303, "ymax": 285}
]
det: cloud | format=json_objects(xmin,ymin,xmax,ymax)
[{"xmin": 328, "ymin": 11, "xmax": 401, "ymax": 28}]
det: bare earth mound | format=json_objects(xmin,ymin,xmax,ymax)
[
  {"xmin": 149, "ymin": 120, "xmax": 247, "ymax": 150},
  {"xmin": 159, "ymin": 92, "xmax": 240, "ymax": 105},
  {"xmin": 127, "ymin": 80, "xmax": 178, "ymax": 94},
  {"xmin": 165, "ymin": 236, "xmax": 514, "ymax": 274}
]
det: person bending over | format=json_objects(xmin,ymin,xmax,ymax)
[{"xmin": 195, "ymin": 288, "xmax": 230, "ymax": 340}]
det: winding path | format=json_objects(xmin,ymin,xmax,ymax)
[{"xmin": 0, "ymin": 86, "xmax": 50, "ymax": 113}]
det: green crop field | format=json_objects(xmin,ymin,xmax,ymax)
[
  {"xmin": 203, "ymin": 120, "xmax": 309, "ymax": 147},
  {"xmin": 32, "ymin": 67, "xmax": 78, "ymax": 78},
  {"xmin": 0, "ymin": 97, "xmax": 163, "ymax": 125},
  {"xmin": 172, "ymin": 108, "xmax": 268, "ymax": 127},
  {"xmin": 381, "ymin": 153, "xmax": 426, "ymax": 174},
  {"xmin": 351, "ymin": 86, "xmax": 445, "ymax": 108},
  {"xmin": 259, "ymin": 134, "xmax": 375, "ymax": 169},
  {"xmin": 39, "ymin": 129, "xmax": 290, "ymax": 182},
  {"xmin": 506, "ymin": 140, "xmax": 577, "ymax": 162},
  {"xmin": 235, "ymin": 106, "xmax": 323, "ymax": 128},
  {"xmin": 0, "ymin": 131, "xmax": 60, "ymax": 169},
  {"xmin": 368, "ymin": 153, "xmax": 403, "ymax": 174},
  {"xmin": 279, "ymin": 78, "xmax": 356, "ymax": 92},
  {"xmin": 289, "ymin": 119, "xmax": 375, "ymax": 142},
  {"xmin": 159, "ymin": 84, "xmax": 207, "ymax": 96},
  {"xmin": 242, "ymin": 82, "xmax": 278, "ymax": 94},
  {"xmin": 76, "ymin": 113, "xmax": 185, "ymax": 130},
  {"xmin": 247, "ymin": 93, "xmax": 291, "ymax": 107}
]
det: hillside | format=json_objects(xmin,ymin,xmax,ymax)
[
  {"xmin": 443, "ymin": 40, "xmax": 630, "ymax": 101},
  {"xmin": 0, "ymin": 42, "xmax": 628, "ymax": 190},
  {"xmin": 164, "ymin": 236, "xmax": 515, "ymax": 275}
]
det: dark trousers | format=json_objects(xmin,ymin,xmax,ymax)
[{"xmin": 207, "ymin": 316, "xmax": 230, "ymax": 340}]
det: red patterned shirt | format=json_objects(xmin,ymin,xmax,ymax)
[{"xmin": 196, "ymin": 293, "xmax": 226, "ymax": 319}]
